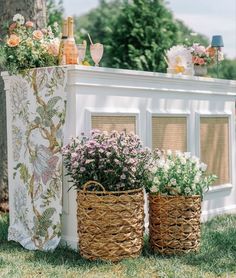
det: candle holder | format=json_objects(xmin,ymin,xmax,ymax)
[{"xmin": 211, "ymin": 35, "xmax": 224, "ymax": 78}]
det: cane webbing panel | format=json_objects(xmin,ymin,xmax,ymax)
[
  {"xmin": 91, "ymin": 116, "xmax": 136, "ymax": 133},
  {"xmin": 200, "ymin": 117, "xmax": 230, "ymax": 185},
  {"xmin": 152, "ymin": 116, "xmax": 187, "ymax": 151}
]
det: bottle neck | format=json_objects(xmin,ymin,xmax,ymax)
[
  {"xmin": 68, "ymin": 17, "xmax": 74, "ymax": 38},
  {"xmin": 62, "ymin": 20, "xmax": 68, "ymax": 39}
]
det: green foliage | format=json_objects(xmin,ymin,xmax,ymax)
[
  {"xmin": 47, "ymin": 0, "xmax": 64, "ymax": 28},
  {"xmin": 108, "ymin": 0, "xmax": 178, "ymax": 72},
  {"xmin": 176, "ymin": 19, "xmax": 209, "ymax": 47},
  {"xmin": 0, "ymin": 213, "xmax": 9, "ymax": 242},
  {"xmin": 208, "ymin": 58, "xmax": 236, "ymax": 80}
]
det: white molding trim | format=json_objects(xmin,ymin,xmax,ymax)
[
  {"xmin": 207, "ymin": 183, "xmax": 233, "ymax": 193},
  {"xmin": 66, "ymin": 65, "xmax": 236, "ymax": 95},
  {"xmin": 201, "ymin": 205, "xmax": 236, "ymax": 222},
  {"xmin": 68, "ymin": 82, "xmax": 236, "ymax": 97}
]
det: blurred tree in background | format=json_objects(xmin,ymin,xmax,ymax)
[
  {"xmin": 47, "ymin": 0, "xmax": 64, "ymax": 27},
  {"xmin": 176, "ymin": 20, "xmax": 209, "ymax": 47},
  {"xmin": 208, "ymin": 59, "xmax": 236, "ymax": 79},
  {"xmin": 108, "ymin": 0, "xmax": 178, "ymax": 71}
]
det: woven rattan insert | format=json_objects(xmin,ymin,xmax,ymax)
[
  {"xmin": 152, "ymin": 116, "xmax": 187, "ymax": 151},
  {"xmin": 91, "ymin": 115, "xmax": 136, "ymax": 133},
  {"xmin": 200, "ymin": 117, "xmax": 230, "ymax": 185}
]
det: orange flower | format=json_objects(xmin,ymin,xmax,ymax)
[
  {"xmin": 32, "ymin": 30, "xmax": 43, "ymax": 40},
  {"xmin": 9, "ymin": 22, "xmax": 17, "ymax": 33},
  {"xmin": 206, "ymin": 47, "xmax": 216, "ymax": 57},
  {"xmin": 25, "ymin": 21, "xmax": 34, "ymax": 28},
  {"xmin": 7, "ymin": 34, "xmax": 20, "ymax": 47}
]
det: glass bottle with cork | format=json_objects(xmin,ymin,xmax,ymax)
[{"xmin": 64, "ymin": 16, "xmax": 78, "ymax": 64}]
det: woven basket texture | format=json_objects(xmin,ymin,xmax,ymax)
[
  {"xmin": 149, "ymin": 194, "xmax": 201, "ymax": 254},
  {"xmin": 77, "ymin": 182, "xmax": 144, "ymax": 262}
]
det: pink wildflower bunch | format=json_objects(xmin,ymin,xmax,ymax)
[
  {"xmin": 191, "ymin": 43, "xmax": 224, "ymax": 67},
  {"xmin": 62, "ymin": 129, "xmax": 152, "ymax": 191}
]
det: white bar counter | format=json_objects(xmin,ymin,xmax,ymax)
[
  {"xmin": 3, "ymin": 65, "xmax": 236, "ymax": 250},
  {"xmin": 62, "ymin": 66, "xmax": 236, "ymax": 249}
]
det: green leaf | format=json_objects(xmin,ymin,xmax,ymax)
[
  {"xmin": 36, "ymin": 106, "xmax": 45, "ymax": 120},
  {"xmin": 41, "ymin": 208, "xmax": 56, "ymax": 223},
  {"xmin": 47, "ymin": 96, "xmax": 61, "ymax": 110},
  {"xmin": 19, "ymin": 164, "xmax": 29, "ymax": 183},
  {"xmin": 34, "ymin": 116, "xmax": 41, "ymax": 124},
  {"xmin": 43, "ymin": 118, "xmax": 53, "ymax": 127}
]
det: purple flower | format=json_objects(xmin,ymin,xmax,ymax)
[
  {"xmin": 71, "ymin": 152, "xmax": 77, "ymax": 159},
  {"xmin": 128, "ymin": 158, "xmax": 135, "ymax": 165},
  {"xmin": 72, "ymin": 161, "xmax": 79, "ymax": 168},
  {"xmin": 62, "ymin": 129, "xmax": 150, "ymax": 191}
]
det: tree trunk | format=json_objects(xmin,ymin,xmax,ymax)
[{"xmin": 0, "ymin": 0, "xmax": 46, "ymax": 209}]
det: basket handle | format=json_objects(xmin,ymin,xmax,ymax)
[{"xmin": 82, "ymin": 180, "xmax": 106, "ymax": 193}]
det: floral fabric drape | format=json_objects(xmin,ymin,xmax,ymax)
[{"xmin": 7, "ymin": 67, "xmax": 66, "ymax": 251}]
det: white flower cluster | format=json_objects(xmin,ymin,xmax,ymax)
[
  {"xmin": 13, "ymin": 14, "xmax": 25, "ymax": 25},
  {"xmin": 148, "ymin": 150, "xmax": 217, "ymax": 198}
]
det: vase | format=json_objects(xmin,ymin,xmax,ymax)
[
  {"xmin": 194, "ymin": 65, "xmax": 207, "ymax": 77},
  {"xmin": 149, "ymin": 194, "xmax": 201, "ymax": 254},
  {"xmin": 77, "ymin": 181, "xmax": 144, "ymax": 262}
]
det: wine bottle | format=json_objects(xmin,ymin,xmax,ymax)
[
  {"xmin": 58, "ymin": 19, "xmax": 68, "ymax": 65},
  {"xmin": 64, "ymin": 16, "xmax": 78, "ymax": 64}
]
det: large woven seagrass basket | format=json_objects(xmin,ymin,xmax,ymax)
[
  {"xmin": 77, "ymin": 181, "xmax": 144, "ymax": 262},
  {"xmin": 149, "ymin": 194, "xmax": 201, "ymax": 254}
]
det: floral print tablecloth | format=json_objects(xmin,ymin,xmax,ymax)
[{"xmin": 6, "ymin": 67, "xmax": 66, "ymax": 251}]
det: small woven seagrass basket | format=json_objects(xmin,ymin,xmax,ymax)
[
  {"xmin": 149, "ymin": 194, "xmax": 201, "ymax": 255},
  {"xmin": 77, "ymin": 181, "xmax": 145, "ymax": 262}
]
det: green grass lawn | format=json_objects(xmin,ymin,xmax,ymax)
[{"xmin": 0, "ymin": 213, "xmax": 236, "ymax": 278}]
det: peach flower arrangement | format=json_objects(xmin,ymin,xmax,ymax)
[
  {"xmin": 191, "ymin": 43, "xmax": 224, "ymax": 67},
  {"xmin": 0, "ymin": 14, "xmax": 60, "ymax": 74}
]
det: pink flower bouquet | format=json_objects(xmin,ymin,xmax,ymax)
[{"xmin": 191, "ymin": 43, "xmax": 224, "ymax": 67}]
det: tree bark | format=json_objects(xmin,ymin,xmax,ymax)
[{"xmin": 0, "ymin": 0, "xmax": 46, "ymax": 207}]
